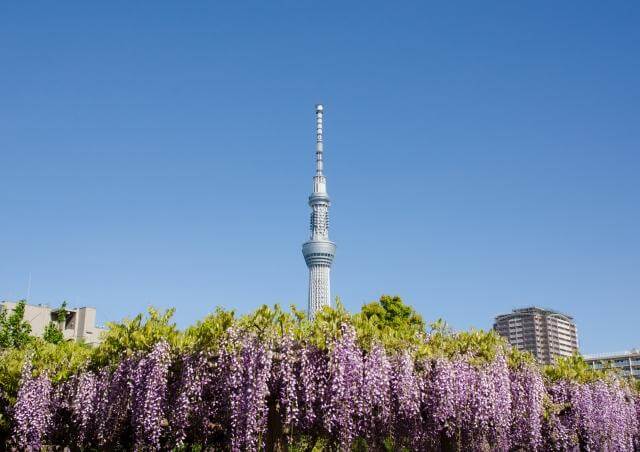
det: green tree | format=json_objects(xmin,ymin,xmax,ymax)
[
  {"xmin": 544, "ymin": 353, "xmax": 608, "ymax": 384},
  {"xmin": 43, "ymin": 301, "xmax": 67, "ymax": 345},
  {"xmin": 359, "ymin": 295, "xmax": 426, "ymax": 332},
  {"xmin": 185, "ymin": 306, "xmax": 236, "ymax": 351},
  {"xmin": 91, "ymin": 307, "xmax": 180, "ymax": 367},
  {"xmin": 353, "ymin": 295, "xmax": 426, "ymax": 350},
  {"xmin": 0, "ymin": 300, "xmax": 32, "ymax": 349},
  {"xmin": 420, "ymin": 320, "xmax": 509, "ymax": 365}
]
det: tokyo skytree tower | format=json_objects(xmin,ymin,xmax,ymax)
[{"xmin": 302, "ymin": 104, "xmax": 336, "ymax": 318}]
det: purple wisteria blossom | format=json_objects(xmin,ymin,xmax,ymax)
[
  {"xmin": 166, "ymin": 352, "xmax": 206, "ymax": 448},
  {"xmin": 635, "ymin": 395, "xmax": 640, "ymax": 450},
  {"xmin": 295, "ymin": 343, "xmax": 328, "ymax": 433},
  {"xmin": 482, "ymin": 353, "xmax": 512, "ymax": 449},
  {"xmin": 273, "ymin": 334, "xmax": 299, "ymax": 433},
  {"xmin": 130, "ymin": 340, "xmax": 171, "ymax": 450},
  {"xmin": 225, "ymin": 332, "xmax": 273, "ymax": 451},
  {"xmin": 70, "ymin": 370, "xmax": 109, "ymax": 445},
  {"xmin": 389, "ymin": 351, "xmax": 422, "ymax": 448},
  {"xmin": 422, "ymin": 358, "xmax": 467, "ymax": 444},
  {"xmin": 509, "ymin": 362, "xmax": 545, "ymax": 450},
  {"xmin": 323, "ymin": 323, "xmax": 363, "ymax": 449},
  {"xmin": 572, "ymin": 380, "xmax": 637, "ymax": 450},
  {"xmin": 359, "ymin": 342, "xmax": 391, "ymax": 445},
  {"xmin": 95, "ymin": 357, "xmax": 135, "ymax": 447},
  {"xmin": 6, "ymin": 333, "xmax": 640, "ymax": 449},
  {"xmin": 11, "ymin": 361, "xmax": 53, "ymax": 450}
]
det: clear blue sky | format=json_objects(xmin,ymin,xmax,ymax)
[{"xmin": 1, "ymin": 2, "xmax": 638, "ymax": 353}]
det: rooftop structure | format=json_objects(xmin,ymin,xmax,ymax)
[
  {"xmin": 1, "ymin": 301, "xmax": 105, "ymax": 345},
  {"xmin": 302, "ymin": 104, "xmax": 336, "ymax": 318},
  {"xmin": 494, "ymin": 306, "xmax": 579, "ymax": 365},
  {"xmin": 584, "ymin": 349, "xmax": 640, "ymax": 380}
]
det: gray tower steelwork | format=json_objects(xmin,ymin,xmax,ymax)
[{"xmin": 302, "ymin": 104, "xmax": 336, "ymax": 318}]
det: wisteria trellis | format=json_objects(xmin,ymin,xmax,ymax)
[{"xmin": 9, "ymin": 325, "xmax": 640, "ymax": 451}]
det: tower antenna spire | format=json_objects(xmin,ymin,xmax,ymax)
[
  {"xmin": 303, "ymin": 104, "xmax": 336, "ymax": 318},
  {"xmin": 315, "ymin": 104, "xmax": 324, "ymax": 175}
]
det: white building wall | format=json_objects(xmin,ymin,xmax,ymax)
[
  {"xmin": 585, "ymin": 350, "xmax": 640, "ymax": 380},
  {"xmin": 1, "ymin": 301, "xmax": 105, "ymax": 345}
]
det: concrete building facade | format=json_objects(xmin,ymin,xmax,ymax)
[
  {"xmin": 584, "ymin": 349, "xmax": 640, "ymax": 380},
  {"xmin": 494, "ymin": 307, "xmax": 579, "ymax": 365},
  {"xmin": 1, "ymin": 301, "xmax": 104, "ymax": 345}
]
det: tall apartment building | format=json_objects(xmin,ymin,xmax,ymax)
[
  {"xmin": 1, "ymin": 301, "xmax": 105, "ymax": 345},
  {"xmin": 494, "ymin": 307, "xmax": 579, "ymax": 365},
  {"xmin": 584, "ymin": 349, "xmax": 640, "ymax": 380}
]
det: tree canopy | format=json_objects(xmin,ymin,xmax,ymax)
[
  {"xmin": 42, "ymin": 301, "xmax": 67, "ymax": 345},
  {"xmin": 0, "ymin": 300, "xmax": 32, "ymax": 349}
]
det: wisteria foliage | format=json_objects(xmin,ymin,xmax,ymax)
[{"xmin": 8, "ymin": 325, "xmax": 640, "ymax": 451}]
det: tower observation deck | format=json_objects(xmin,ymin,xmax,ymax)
[{"xmin": 302, "ymin": 104, "xmax": 336, "ymax": 318}]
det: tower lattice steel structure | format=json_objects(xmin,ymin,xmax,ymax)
[{"xmin": 302, "ymin": 104, "xmax": 336, "ymax": 318}]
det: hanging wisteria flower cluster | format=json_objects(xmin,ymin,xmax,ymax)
[{"xmin": 8, "ymin": 325, "xmax": 640, "ymax": 451}]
